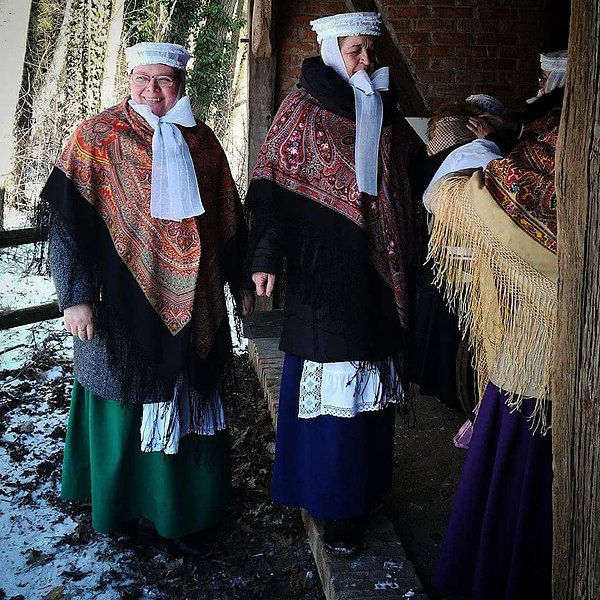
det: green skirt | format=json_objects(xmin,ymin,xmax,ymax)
[{"xmin": 61, "ymin": 380, "xmax": 231, "ymax": 539}]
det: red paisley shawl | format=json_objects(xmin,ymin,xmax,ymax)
[
  {"xmin": 252, "ymin": 89, "xmax": 418, "ymax": 328},
  {"xmin": 56, "ymin": 98, "xmax": 240, "ymax": 358}
]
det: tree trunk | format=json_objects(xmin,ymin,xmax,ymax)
[
  {"xmin": 101, "ymin": 0, "xmax": 126, "ymax": 109},
  {"xmin": 0, "ymin": 0, "xmax": 33, "ymax": 219},
  {"xmin": 553, "ymin": 0, "xmax": 600, "ymax": 597}
]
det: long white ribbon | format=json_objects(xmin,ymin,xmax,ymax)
[
  {"xmin": 129, "ymin": 95, "xmax": 205, "ymax": 221},
  {"xmin": 320, "ymin": 38, "xmax": 388, "ymax": 196}
]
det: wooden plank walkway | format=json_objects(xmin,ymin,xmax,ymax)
[{"xmin": 248, "ymin": 337, "xmax": 428, "ymax": 600}]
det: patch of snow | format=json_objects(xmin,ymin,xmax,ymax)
[{"xmin": 0, "ymin": 396, "xmax": 141, "ymax": 598}]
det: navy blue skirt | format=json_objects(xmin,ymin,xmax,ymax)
[
  {"xmin": 435, "ymin": 382, "xmax": 552, "ymax": 600},
  {"xmin": 271, "ymin": 353, "xmax": 395, "ymax": 521}
]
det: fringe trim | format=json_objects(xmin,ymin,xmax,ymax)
[{"xmin": 426, "ymin": 173, "xmax": 555, "ymax": 435}]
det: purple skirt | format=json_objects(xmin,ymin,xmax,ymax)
[
  {"xmin": 271, "ymin": 353, "xmax": 395, "ymax": 520},
  {"xmin": 435, "ymin": 382, "xmax": 552, "ymax": 600}
]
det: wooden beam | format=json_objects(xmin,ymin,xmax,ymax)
[
  {"xmin": 0, "ymin": 302, "xmax": 61, "ymax": 331},
  {"xmin": 251, "ymin": 0, "xmax": 273, "ymax": 58},
  {"xmin": 553, "ymin": 0, "xmax": 600, "ymax": 596},
  {"xmin": 0, "ymin": 227, "xmax": 44, "ymax": 248},
  {"xmin": 344, "ymin": 0, "xmax": 429, "ymax": 116},
  {"xmin": 247, "ymin": 0, "xmax": 277, "ymax": 311},
  {"xmin": 247, "ymin": 0, "xmax": 277, "ymax": 176}
]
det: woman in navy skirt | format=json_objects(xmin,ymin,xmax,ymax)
[{"xmin": 245, "ymin": 11, "xmax": 425, "ymax": 555}]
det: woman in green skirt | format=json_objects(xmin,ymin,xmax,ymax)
[{"xmin": 42, "ymin": 41, "xmax": 253, "ymax": 551}]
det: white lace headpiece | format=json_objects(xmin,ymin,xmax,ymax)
[
  {"xmin": 310, "ymin": 12, "xmax": 382, "ymax": 43},
  {"xmin": 125, "ymin": 42, "xmax": 191, "ymax": 73},
  {"xmin": 540, "ymin": 50, "xmax": 568, "ymax": 94}
]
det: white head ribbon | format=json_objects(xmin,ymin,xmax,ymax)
[
  {"xmin": 318, "ymin": 26, "xmax": 388, "ymax": 196},
  {"xmin": 129, "ymin": 95, "xmax": 205, "ymax": 222}
]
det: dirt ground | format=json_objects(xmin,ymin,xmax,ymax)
[
  {"xmin": 385, "ymin": 394, "xmax": 467, "ymax": 600},
  {"xmin": 1, "ymin": 335, "xmax": 470, "ymax": 600},
  {"xmin": 0, "ymin": 350, "xmax": 324, "ymax": 600}
]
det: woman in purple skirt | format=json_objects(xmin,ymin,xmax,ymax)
[{"xmin": 428, "ymin": 50, "xmax": 567, "ymax": 600}]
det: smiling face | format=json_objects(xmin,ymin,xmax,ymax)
[
  {"xmin": 129, "ymin": 64, "xmax": 181, "ymax": 117},
  {"xmin": 339, "ymin": 35, "xmax": 376, "ymax": 77}
]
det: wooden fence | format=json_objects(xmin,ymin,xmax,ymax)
[{"xmin": 0, "ymin": 228, "xmax": 60, "ymax": 331}]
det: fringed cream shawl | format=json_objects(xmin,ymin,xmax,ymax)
[{"xmin": 426, "ymin": 171, "xmax": 556, "ymax": 434}]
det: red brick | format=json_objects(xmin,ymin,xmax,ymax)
[
  {"xmin": 456, "ymin": 18, "xmax": 503, "ymax": 34},
  {"xmin": 387, "ymin": 17, "xmax": 415, "ymax": 33},
  {"xmin": 454, "ymin": 45, "xmax": 488, "ymax": 58},
  {"xmin": 398, "ymin": 31, "xmax": 432, "ymax": 46},
  {"xmin": 418, "ymin": 70, "xmax": 452, "ymax": 84},
  {"xmin": 410, "ymin": 45, "xmax": 454, "ymax": 58},
  {"xmin": 303, "ymin": 0, "xmax": 345, "ymax": 15},
  {"xmin": 476, "ymin": 7, "xmax": 518, "ymax": 21},
  {"xmin": 430, "ymin": 7, "xmax": 474, "ymax": 19},
  {"xmin": 474, "ymin": 32, "xmax": 519, "ymax": 46},
  {"xmin": 471, "ymin": 58, "xmax": 518, "ymax": 71},
  {"xmin": 432, "ymin": 31, "xmax": 472, "ymax": 45},
  {"xmin": 284, "ymin": 41, "xmax": 317, "ymax": 54},
  {"xmin": 386, "ymin": 6, "xmax": 431, "ymax": 20},
  {"xmin": 413, "ymin": 18, "xmax": 454, "ymax": 32},
  {"xmin": 429, "ymin": 57, "xmax": 470, "ymax": 72},
  {"xmin": 454, "ymin": 70, "xmax": 491, "ymax": 84}
]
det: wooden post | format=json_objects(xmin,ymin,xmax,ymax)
[
  {"xmin": 343, "ymin": 0, "xmax": 428, "ymax": 116},
  {"xmin": 553, "ymin": 0, "xmax": 600, "ymax": 597},
  {"xmin": 247, "ymin": 0, "xmax": 276, "ymax": 179},
  {"xmin": 247, "ymin": 0, "xmax": 277, "ymax": 313}
]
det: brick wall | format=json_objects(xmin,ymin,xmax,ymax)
[{"xmin": 274, "ymin": 0, "xmax": 553, "ymax": 114}]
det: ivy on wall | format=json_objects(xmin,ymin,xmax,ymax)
[{"xmin": 63, "ymin": 0, "xmax": 114, "ymax": 125}]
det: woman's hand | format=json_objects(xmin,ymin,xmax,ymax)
[
  {"xmin": 467, "ymin": 116, "xmax": 498, "ymax": 139},
  {"xmin": 252, "ymin": 272, "xmax": 277, "ymax": 297},
  {"xmin": 235, "ymin": 289, "xmax": 255, "ymax": 317},
  {"xmin": 63, "ymin": 303, "xmax": 94, "ymax": 341}
]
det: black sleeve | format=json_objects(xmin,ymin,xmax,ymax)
[{"xmin": 244, "ymin": 179, "xmax": 285, "ymax": 276}]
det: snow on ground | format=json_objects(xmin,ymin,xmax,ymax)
[
  {"xmin": 0, "ymin": 165, "xmax": 254, "ymax": 592},
  {"xmin": 0, "ymin": 373, "xmax": 143, "ymax": 599},
  {"xmin": 0, "ymin": 245, "xmax": 153, "ymax": 598},
  {"xmin": 0, "ymin": 242, "xmax": 247, "ymax": 599}
]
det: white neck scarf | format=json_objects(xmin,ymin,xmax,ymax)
[
  {"xmin": 321, "ymin": 37, "xmax": 389, "ymax": 196},
  {"xmin": 129, "ymin": 95, "xmax": 204, "ymax": 221}
]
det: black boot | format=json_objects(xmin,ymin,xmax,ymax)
[{"xmin": 323, "ymin": 518, "xmax": 362, "ymax": 557}]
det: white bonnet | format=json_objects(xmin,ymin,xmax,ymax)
[
  {"xmin": 540, "ymin": 50, "xmax": 568, "ymax": 73},
  {"xmin": 125, "ymin": 42, "xmax": 191, "ymax": 73},
  {"xmin": 310, "ymin": 12, "xmax": 382, "ymax": 44}
]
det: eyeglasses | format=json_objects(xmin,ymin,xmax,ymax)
[{"xmin": 131, "ymin": 74, "xmax": 179, "ymax": 88}]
